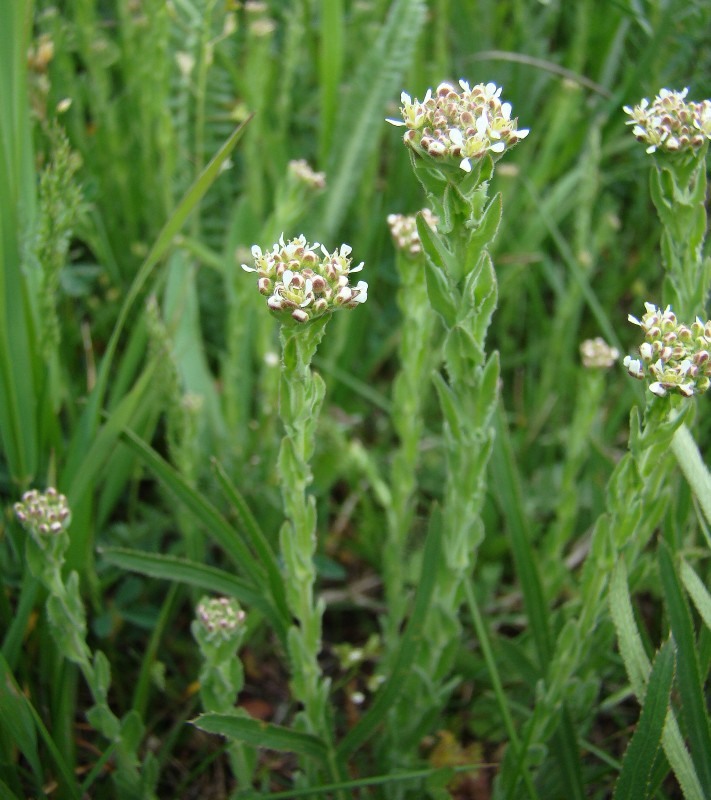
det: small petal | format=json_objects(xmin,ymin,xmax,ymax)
[{"xmin": 449, "ymin": 128, "xmax": 464, "ymax": 146}]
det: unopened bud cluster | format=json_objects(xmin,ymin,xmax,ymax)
[
  {"xmin": 288, "ymin": 159, "xmax": 326, "ymax": 191},
  {"xmin": 623, "ymin": 88, "xmax": 711, "ymax": 155},
  {"xmin": 387, "ymin": 209, "xmax": 439, "ymax": 255},
  {"xmin": 580, "ymin": 337, "xmax": 620, "ymax": 369},
  {"xmin": 387, "ymin": 80, "xmax": 529, "ymax": 173},
  {"xmin": 195, "ymin": 597, "xmax": 246, "ymax": 641},
  {"xmin": 623, "ymin": 303, "xmax": 711, "ymax": 397},
  {"xmin": 14, "ymin": 488, "xmax": 71, "ymax": 537},
  {"xmin": 242, "ymin": 234, "xmax": 368, "ymax": 323}
]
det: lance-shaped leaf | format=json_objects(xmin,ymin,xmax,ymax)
[
  {"xmin": 613, "ymin": 639, "xmax": 675, "ymax": 800},
  {"xmin": 417, "ymin": 213, "xmax": 458, "ymax": 328}
]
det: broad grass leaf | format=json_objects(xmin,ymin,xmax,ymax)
[{"xmin": 614, "ymin": 639, "xmax": 675, "ymax": 800}]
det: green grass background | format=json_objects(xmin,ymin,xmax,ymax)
[{"xmin": 2, "ymin": 0, "xmax": 711, "ymax": 797}]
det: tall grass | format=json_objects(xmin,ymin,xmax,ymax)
[{"xmin": 1, "ymin": 0, "xmax": 711, "ymax": 797}]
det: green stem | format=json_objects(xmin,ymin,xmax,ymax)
[
  {"xmin": 277, "ymin": 316, "xmax": 341, "ymax": 786},
  {"xmin": 464, "ymin": 581, "xmax": 540, "ymax": 800},
  {"xmin": 383, "ymin": 248, "xmax": 436, "ymax": 647}
]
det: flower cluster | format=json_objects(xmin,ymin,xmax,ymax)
[
  {"xmin": 195, "ymin": 597, "xmax": 246, "ymax": 641},
  {"xmin": 288, "ymin": 159, "xmax": 326, "ymax": 191},
  {"xmin": 623, "ymin": 88, "xmax": 711, "ymax": 155},
  {"xmin": 387, "ymin": 208, "xmax": 439, "ymax": 255},
  {"xmin": 14, "ymin": 487, "xmax": 71, "ymax": 537},
  {"xmin": 387, "ymin": 80, "xmax": 529, "ymax": 172},
  {"xmin": 242, "ymin": 234, "xmax": 367, "ymax": 323},
  {"xmin": 580, "ymin": 337, "xmax": 620, "ymax": 369},
  {"xmin": 623, "ymin": 303, "xmax": 711, "ymax": 397}
]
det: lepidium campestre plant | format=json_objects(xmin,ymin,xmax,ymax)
[
  {"xmin": 518, "ymin": 97, "xmax": 711, "ymax": 799},
  {"xmin": 192, "ymin": 596, "xmax": 254, "ymax": 789},
  {"xmin": 241, "ymin": 234, "xmax": 367, "ymax": 782},
  {"xmin": 538, "ymin": 99, "xmax": 711, "ymax": 799},
  {"xmin": 14, "ymin": 489, "xmax": 157, "ymax": 799},
  {"xmin": 382, "ymin": 209, "xmax": 439, "ymax": 646},
  {"xmin": 624, "ymin": 88, "xmax": 711, "ymax": 319},
  {"xmin": 226, "ymin": 160, "xmax": 326, "ymax": 469},
  {"xmin": 384, "ymin": 80, "xmax": 528, "ymax": 761}
]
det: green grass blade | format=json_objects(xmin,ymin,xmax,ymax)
[
  {"xmin": 0, "ymin": 781, "xmax": 21, "ymax": 800},
  {"xmin": 336, "ymin": 504, "xmax": 443, "ymax": 760},
  {"xmin": 100, "ymin": 548, "xmax": 286, "ymax": 645},
  {"xmin": 0, "ymin": 0, "xmax": 38, "ymax": 486},
  {"xmin": 210, "ymin": 458, "xmax": 290, "ymax": 624},
  {"xmin": 680, "ymin": 559, "xmax": 711, "ymax": 631},
  {"xmin": 614, "ymin": 639, "xmax": 675, "ymax": 800},
  {"xmin": 1, "ymin": 573, "xmax": 39, "ymax": 670},
  {"xmin": 671, "ymin": 424, "xmax": 711, "ymax": 530},
  {"xmin": 0, "ymin": 653, "xmax": 81, "ymax": 800},
  {"xmin": 119, "ymin": 428, "xmax": 268, "ymax": 581},
  {"xmin": 319, "ymin": 0, "xmax": 426, "ymax": 239},
  {"xmin": 318, "ymin": 0, "xmax": 344, "ymax": 163},
  {"xmin": 658, "ymin": 542, "xmax": 711, "ymax": 796},
  {"xmin": 226, "ymin": 764, "xmax": 483, "ymax": 799},
  {"xmin": 610, "ymin": 559, "xmax": 650, "ymax": 698},
  {"xmin": 611, "ymin": 558, "xmax": 705, "ymax": 800},
  {"xmin": 491, "ymin": 403, "xmax": 585, "ymax": 797},
  {"xmin": 491, "ymin": 402, "xmax": 551, "ymax": 666},
  {"xmin": 63, "ymin": 118, "xmax": 252, "ymax": 483},
  {"xmin": 193, "ymin": 713, "xmax": 328, "ymax": 763},
  {"xmin": 0, "ymin": 653, "xmax": 42, "ymax": 794}
]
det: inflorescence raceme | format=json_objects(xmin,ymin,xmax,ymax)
[
  {"xmin": 387, "ymin": 208, "xmax": 439, "ymax": 256},
  {"xmin": 623, "ymin": 88, "xmax": 711, "ymax": 155},
  {"xmin": 580, "ymin": 337, "xmax": 620, "ymax": 370},
  {"xmin": 386, "ymin": 80, "xmax": 529, "ymax": 173},
  {"xmin": 242, "ymin": 234, "xmax": 367, "ymax": 324},
  {"xmin": 624, "ymin": 303, "xmax": 711, "ymax": 397},
  {"xmin": 195, "ymin": 597, "xmax": 246, "ymax": 642},
  {"xmin": 14, "ymin": 488, "xmax": 71, "ymax": 537}
]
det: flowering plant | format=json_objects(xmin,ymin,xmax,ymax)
[
  {"xmin": 387, "ymin": 80, "xmax": 529, "ymax": 173},
  {"xmin": 241, "ymin": 234, "xmax": 367, "ymax": 323}
]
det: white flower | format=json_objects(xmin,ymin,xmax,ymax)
[
  {"xmin": 623, "ymin": 355, "xmax": 645, "ymax": 379},
  {"xmin": 353, "ymin": 280, "xmax": 368, "ymax": 303}
]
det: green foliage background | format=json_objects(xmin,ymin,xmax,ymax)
[{"xmin": 2, "ymin": 0, "xmax": 711, "ymax": 797}]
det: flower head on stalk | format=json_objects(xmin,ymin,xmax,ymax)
[
  {"xmin": 14, "ymin": 487, "xmax": 72, "ymax": 565},
  {"xmin": 623, "ymin": 302, "xmax": 711, "ymax": 397},
  {"xmin": 386, "ymin": 80, "xmax": 529, "ymax": 172},
  {"xmin": 14, "ymin": 488, "xmax": 71, "ymax": 539},
  {"xmin": 387, "ymin": 208, "xmax": 439, "ymax": 256},
  {"xmin": 195, "ymin": 597, "xmax": 246, "ymax": 643},
  {"xmin": 623, "ymin": 88, "xmax": 711, "ymax": 155},
  {"xmin": 288, "ymin": 159, "xmax": 326, "ymax": 191},
  {"xmin": 242, "ymin": 234, "xmax": 367, "ymax": 323},
  {"xmin": 580, "ymin": 337, "xmax": 619, "ymax": 369}
]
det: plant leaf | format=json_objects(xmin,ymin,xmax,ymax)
[
  {"xmin": 193, "ymin": 713, "xmax": 327, "ymax": 762},
  {"xmin": 614, "ymin": 639, "xmax": 675, "ymax": 800},
  {"xmin": 100, "ymin": 547, "xmax": 287, "ymax": 645},
  {"xmin": 658, "ymin": 542, "xmax": 711, "ymax": 797}
]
